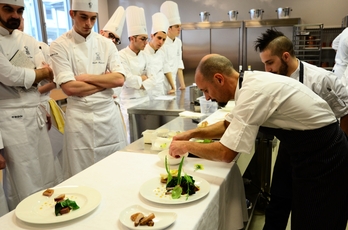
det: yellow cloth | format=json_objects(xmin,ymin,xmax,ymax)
[{"xmin": 48, "ymin": 99, "xmax": 65, "ymax": 134}]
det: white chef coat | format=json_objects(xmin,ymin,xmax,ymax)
[
  {"xmin": 37, "ymin": 41, "xmax": 53, "ymax": 113},
  {"xmin": 0, "ymin": 131, "xmax": 9, "ymax": 217},
  {"xmin": 290, "ymin": 60, "xmax": 348, "ymax": 118},
  {"xmin": 144, "ymin": 43, "xmax": 166, "ymax": 98},
  {"xmin": 0, "ymin": 27, "xmax": 62, "ymax": 210},
  {"xmin": 220, "ymin": 71, "xmax": 337, "ymax": 154},
  {"xmin": 50, "ymin": 29, "xmax": 127, "ymax": 178},
  {"xmin": 162, "ymin": 36, "xmax": 184, "ymax": 91},
  {"xmin": 333, "ymin": 27, "xmax": 348, "ymax": 81}
]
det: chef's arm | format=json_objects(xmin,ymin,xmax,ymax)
[
  {"xmin": 340, "ymin": 114, "xmax": 348, "ymax": 135},
  {"xmin": 38, "ymin": 82, "xmax": 56, "ymax": 94},
  {"xmin": 74, "ymin": 72, "xmax": 125, "ymax": 89},
  {"xmin": 177, "ymin": 69, "xmax": 185, "ymax": 90},
  {"xmin": 60, "ymin": 80, "xmax": 104, "ymax": 97},
  {"xmin": 170, "ymin": 141, "xmax": 238, "ymax": 163},
  {"xmin": 164, "ymin": 72, "xmax": 176, "ymax": 94},
  {"xmin": 33, "ymin": 65, "xmax": 54, "ymax": 84},
  {"xmin": 0, "ymin": 153, "xmax": 5, "ymax": 170},
  {"xmin": 173, "ymin": 120, "xmax": 229, "ymax": 141}
]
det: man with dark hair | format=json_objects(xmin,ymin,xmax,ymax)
[
  {"xmin": 170, "ymin": 53, "xmax": 348, "ymax": 229},
  {"xmin": 254, "ymin": 29, "xmax": 348, "ymax": 229},
  {"xmin": 0, "ymin": 0, "xmax": 62, "ymax": 211}
]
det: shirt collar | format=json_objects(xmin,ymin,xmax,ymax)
[
  {"xmin": 0, "ymin": 26, "xmax": 11, "ymax": 36},
  {"xmin": 71, "ymin": 28, "xmax": 93, "ymax": 43},
  {"xmin": 289, "ymin": 58, "xmax": 300, "ymax": 79}
]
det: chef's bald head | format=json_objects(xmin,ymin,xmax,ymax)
[{"xmin": 196, "ymin": 54, "xmax": 234, "ymax": 81}]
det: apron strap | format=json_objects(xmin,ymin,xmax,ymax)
[
  {"xmin": 239, "ymin": 72, "xmax": 244, "ymax": 89},
  {"xmin": 299, "ymin": 61, "xmax": 304, "ymax": 83}
]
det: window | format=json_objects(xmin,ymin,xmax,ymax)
[{"xmin": 22, "ymin": 0, "xmax": 99, "ymax": 45}]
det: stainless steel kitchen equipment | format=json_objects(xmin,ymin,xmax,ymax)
[
  {"xmin": 228, "ymin": 10, "xmax": 238, "ymax": 21},
  {"xmin": 276, "ymin": 7, "xmax": 292, "ymax": 19},
  {"xmin": 249, "ymin": 9, "xmax": 264, "ymax": 20},
  {"xmin": 199, "ymin": 11, "xmax": 210, "ymax": 22},
  {"xmin": 189, "ymin": 85, "xmax": 203, "ymax": 103}
]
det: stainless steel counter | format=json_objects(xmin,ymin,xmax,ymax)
[{"xmin": 127, "ymin": 88, "xmax": 194, "ymax": 142}]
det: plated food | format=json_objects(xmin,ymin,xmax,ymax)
[
  {"xmin": 119, "ymin": 205, "xmax": 177, "ymax": 230},
  {"xmin": 15, "ymin": 186, "xmax": 101, "ymax": 224}
]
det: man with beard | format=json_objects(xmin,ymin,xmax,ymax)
[
  {"xmin": 170, "ymin": 54, "xmax": 348, "ymax": 229},
  {"xmin": 0, "ymin": 0, "xmax": 62, "ymax": 211},
  {"xmin": 254, "ymin": 29, "xmax": 348, "ymax": 229}
]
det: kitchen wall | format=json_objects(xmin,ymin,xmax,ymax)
[{"xmin": 102, "ymin": 0, "xmax": 347, "ymax": 82}]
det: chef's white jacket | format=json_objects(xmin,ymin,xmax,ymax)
[
  {"xmin": 0, "ymin": 27, "xmax": 62, "ymax": 210},
  {"xmin": 221, "ymin": 71, "xmax": 337, "ymax": 154},
  {"xmin": 333, "ymin": 27, "xmax": 348, "ymax": 81},
  {"xmin": 291, "ymin": 60, "xmax": 348, "ymax": 119},
  {"xmin": 162, "ymin": 36, "xmax": 184, "ymax": 90},
  {"xmin": 50, "ymin": 29, "xmax": 127, "ymax": 178},
  {"xmin": 144, "ymin": 44, "xmax": 167, "ymax": 97}
]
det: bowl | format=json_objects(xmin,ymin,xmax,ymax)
[
  {"xmin": 158, "ymin": 149, "xmax": 189, "ymax": 165},
  {"xmin": 151, "ymin": 137, "xmax": 172, "ymax": 151}
]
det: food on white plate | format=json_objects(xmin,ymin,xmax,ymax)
[
  {"xmin": 42, "ymin": 188, "xmax": 54, "ymax": 197},
  {"xmin": 130, "ymin": 212, "xmax": 155, "ymax": 227},
  {"xmin": 54, "ymin": 194, "xmax": 80, "ymax": 216},
  {"xmin": 163, "ymin": 156, "xmax": 200, "ymax": 200}
]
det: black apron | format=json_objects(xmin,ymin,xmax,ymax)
[{"xmin": 240, "ymin": 72, "xmax": 348, "ymax": 229}]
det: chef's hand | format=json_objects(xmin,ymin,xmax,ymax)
[
  {"xmin": 169, "ymin": 140, "xmax": 189, "ymax": 158},
  {"xmin": 46, "ymin": 112, "xmax": 52, "ymax": 131},
  {"xmin": 141, "ymin": 75, "xmax": 148, "ymax": 81},
  {"xmin": 179, "ymin": 85, "xmax": 186, "ymax": 90},
  {"xmin": 75, "ymin": 74, "xmax": 89, "ymax": 82},
  {"xmin": 167, "ymin": 89, "xmax": 176, "ymax": 95},
  {"xmin": 0, "ymin": 153, "xmax": 6, "ymax": 170}
]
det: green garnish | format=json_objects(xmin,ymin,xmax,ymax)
[
  {"xmin": 54, "ymin": 199, "xmax": 80, "ymax": 216},
  {"xmin": 184, "ymin": 173, "xmax": 193, "ymax": 200},
  {"xmin": 171, "ymin": 157, "xmax": 185, "ymax": 199},
  {"xmin": 194, "ymin": 164, "xmax": 204, "ymax": 172},
  {"xmin": 165, "ymin": 156, "xmax": 172, "ymax": 185}
]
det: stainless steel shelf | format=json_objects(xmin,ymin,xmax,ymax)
[
  {"xmin": 181, "ymin": 21, "xmax": 243, "ymax": 30},
  {"xmin": 244, "ymin": 18, "xmax": 301, "ymax": 28}
]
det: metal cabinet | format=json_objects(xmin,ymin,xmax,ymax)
[{"xmin": 321, "ymin": 27, "xmax": 345, "ymax": 70}]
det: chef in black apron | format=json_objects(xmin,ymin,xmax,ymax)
[{"xmin": 170, "ymin": 54, "xmax": 348, "ymax": 229}]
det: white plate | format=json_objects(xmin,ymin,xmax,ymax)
[
  {"xmin": 158, "ymin": 149, "xmax": 189, "ymax": 165},
  {"xmin": 139, "ymin": 176, "xmax": 210, "ymax": 204},
  {"xmin": 119, "ymin": 205, "xmax": 177, "ymax": 230},
  {"xmin": 15, "ymin": 185, "xmax": 101, "ymax": 224}
]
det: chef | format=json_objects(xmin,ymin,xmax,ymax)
[
  {"xmin": 170, "ymin": 54, "xmax": 348, "ymax": 229},
  {"xmin": 50, "ymin": 0, "xmax": 127, "ymax": 179},
  {"xmin": 333, "ymin": 27, "xmax": 348, "ymax": 86},
  {"xmin": 144, "ymin": 12, "xmax": 170, "ymax": 98},
  {"xmin": 119, "ymin": 6, "xmax": 156, "ymax": 143},
  {"xmin": 100, "ymin": 6, "xmax": 126, "ymax": 102},
  {"xmin": 100, "ymin": 6, "xmax": 125, "ymax": 46},
  {"xmin": 0, "ymin": 0, "xmax": 62, "ymax": 211},
  {"xmin": 160, "ymin": 1, "xmax": 186, "ymax": 94}
]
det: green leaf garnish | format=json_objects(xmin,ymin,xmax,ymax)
[
  {"xmin": 171, "ymin": 157, "xmax": 185, "ymax": 199},
  {"xmin": 165, "ymin": 156, "xmax": 172, "ymax": 185}
]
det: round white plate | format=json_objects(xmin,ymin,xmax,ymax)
[
  {"xmin": 119, "ymin": 205, "xmax": 177, "ymax": 229},
  {"xmin": 139, "ymin": 176, "xmax": 210, "ymax": 204},
  {"xmin": 158, "ymin": 149, "xmax": 189, "ymax": 165},
  {"xmin": 15, "ymin": 185, "xmax": 101, "ymax": 224}
]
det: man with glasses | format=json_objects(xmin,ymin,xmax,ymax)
[
  {"xmin": 50, "ymin": 0, "xmax": 127, "ymax": 179},
  {"xmin": 100, "ymin": 6, "xmax": 125, "ymax": 46},
  {"xmin": 144, "ymin": 12, "xmax": 170, "ymax": 98},
  {"xmin": 160, "ymin": 1, "xmax": 186, "ymax": 94},
  {"xmin": 118, "ymin": 6, "xmax": 156, "ymax": 143},
  {"xmin": 0, "ymin": 0, "xmax": 62, "ymax": 211}
]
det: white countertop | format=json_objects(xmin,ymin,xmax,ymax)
[{"xmin": 0, "ymin": 151, "xmax": 248, "ymax": 230}]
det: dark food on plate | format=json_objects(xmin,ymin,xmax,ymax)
[
  {"xmin": 54, "ymin": 194, "xmax": 80, "ymax": 216},
  {"xmin": 42, "ymin": 188, "xmax": 54, "ymax": 197},
  {"xmin": 130, "ymin": 212, "xmax": 155, "ymax": 227},
  {"xmin": 163, "ymin": 175, "xmax": 200, "ymax": 196}
]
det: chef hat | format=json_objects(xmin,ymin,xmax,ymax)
[
  {"xmin": 126, "ymin": 6, "xmax": 148, "ymax": 37},
  {"xmin": 151, "ymin": 12, "xmax": 169, "ymax": 35},
  {"xmin": 0, "ymin": 0, "xmax": 24, "ymax": 7},
  {"xmin": 71, "ymin": 0, "xmax": 98, "ymax": 13},
  {"xmin": 103, "ymin": 6, "xmax": 126, "ymax": 38},
  {"xmin": 160, "ymin": 1, "xmax": 181, "ymax": 26}
]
